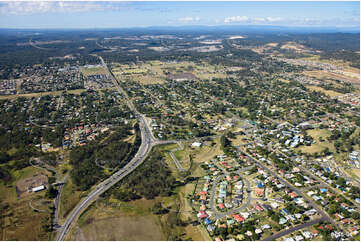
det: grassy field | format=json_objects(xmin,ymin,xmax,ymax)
[
  {"xmin": 58, "ymin": 178, "xmax": 84, "ymax": 223},
  {"xmin": 306, "ymin": 85, "xmax": 342, "ymax": 97},
  {"xmin": 1, "ymin": 193, "xmax": 53, "ymax": 240},
  {"xmin": 71, "ymin": 199, "xmax": 164, "ymax": 241},
  {"xmin": 75, "ymin": 215, "xmax": 164, "ymax": 241},
  {"xmin": 0, "ymin": 166, "xmax": 53, "ymax": 240},
  {"xmin": 303, "ymin": 70, "xmax": 360, "ymax": 87},
  {"xmin": 165, "ymin": 138, "xmax": 223, "ymax": 175},
  {"xmin": 231, "ymin": 134, "xmax": 248, "ymax": 146},
  {"xmin": 70, "ymin": 198, "xmax": 166, "ymax": 241},
  {"xmin": 301, "ymin": 54, "xmax": 359, "ymax": 71},
  {"xmin": 280, "ymin": 42, "xmax": 307, "ymax": 51},
  {"xmin": 133, "ymin": 75, "xmax": 164, "ymax": 84},
  {"xmin": 156, "ymin": 143, "xmax": 181, "ymax": 172},
  {"xmin": 67, "ymin": 139, "xmax": 214, "ymax": 241},
  {"xmin": 279, "ymin": 78, "xmax": 290, "ymax": 83},
  {"xmin": 157, "ymin": 191, "xmax": 210, "ymax": 241},
  {"xmin": 296, "ymin": 129, "xmax": 334, "ymax": 155},
  {"xmin": 0, "ymin": 89, "xmax": 87, "ymax": 100},
  {"xmin": 113, "ymin": 60, "xmax": 227, "ymax": 84},
  {"xmin": 348, "ymin": 168, "xmax": 360, "ymax": 179},
  {"xmin": 192, "ymin": 138, "xmax": 222, "ymax": 163},
  {"xmin": 80, "ymin": 66, "xmax": 107, "ymax": 76}
]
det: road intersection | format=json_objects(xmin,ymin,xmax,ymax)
[
  {"xmin": 56, "ymin": 56, "xmax": 159, "ymax": 240},
  {"xmin": 56, "ymin": 56, "xmax": 346, "ymax": 241}
]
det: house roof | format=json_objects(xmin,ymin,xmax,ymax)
[
  {"xmin": 199, "ymin": 213, "xmax": 208, "ymax": 219},
  {"xmin": 255, "ymin": 204, "xmax": 263, "ymax": 211},
  {"xmin": 232, "ymin": 214, "xmax": 245, "ymax": 222}
]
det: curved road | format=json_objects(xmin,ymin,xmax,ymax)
[
  {"xmin": 209, "ymin": 169, "xmax": 252, "ymax": 220},
  {"xmin": 56, "ymin": 118, "xmax": 154, "ymax": 240},
  {"xmin": 54, "ymin": 174, "xmax": 69, "ymax": 229},
  {"xmin": 56, "ymin": 56, "xmax": 157, "ymax": 241},
  {"xmin": 168, "ymin": 142, "xmax": 186, "ymax": 172}
]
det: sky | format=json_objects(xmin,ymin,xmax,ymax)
[{"xmin": 0, "ymin": 1, "xmax": 359, "ymax": 29}]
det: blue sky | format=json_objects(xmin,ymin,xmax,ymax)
[{"xmin": 0, "ymin": 1, "xmax": 359, "ymax": 29}]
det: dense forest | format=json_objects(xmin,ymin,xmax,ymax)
[
  {"xmin": 103, "ymin": 148, "xmax": 176, "ymax": 201},
  {"xmin": 70, "ymin": 124, "xmax": 141, "ymax": 191}
]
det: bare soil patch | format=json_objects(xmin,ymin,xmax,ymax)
[
  {"xmin": 75, "ymin": 215, "xmax": 164, "ymax": 241},
  {"xmin": 16, "ymin": 174, "xmax": 48, "ymax": 198}
]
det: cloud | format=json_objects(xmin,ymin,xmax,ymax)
[
  {"xmin": 266, "ymin": 17, "xmax": 282, "ymax": 22},
  {"xmin": 254, "ymin": 17, "xmax": 266, "ymax": 22},
  {"xmin": 0, "ymin": 1, "xmax": 132, "ymax": 16},
  {"xmin": 224, "ymin": 16, "xmax": 287, "ymax": 24},
  {"xmin": 224, "ymin": 16, "xmax": 249, "ymax": 23},
  {"xmin": 178, "ymin": 16, "xmax": 200, "ymax": 23}
]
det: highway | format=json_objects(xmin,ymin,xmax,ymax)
[{"xmin": 56, "ymin": 56, "xmax": 157, "ymax": 241}]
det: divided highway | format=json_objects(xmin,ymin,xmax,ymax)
[{"xmin": 56, "ymin": 57, "xmax": 156, "ymax": 241}]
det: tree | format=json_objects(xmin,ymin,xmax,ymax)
[
  {"xmin": 0, "ymin": 152, "xmax": 10, "ymax": 164},
  {"xmin": 351, "ymin": 212, "xmax": 360, "ymax": 220},
  {"xmin": 151, "ymin": 202, "xmax": 169, "ymax": 215},
  {"xmin": 45, "ymin": 185, "xmax": 58, "ymax": 199}
]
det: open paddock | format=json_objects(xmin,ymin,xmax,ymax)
[
  {"xmin": 81, "ymin": 66, "xmax": 107, "ymax": 76},
  {"xmin": 306, "ymin": 85, "xmax": 342, "ymax": 97},
  {"xmin": 296, "ymin": 129, "xmax": 335, "ymax": 155},
  {"xmin": 303, "ymin": 70, "xmax": 360, "ymax": 87},
  {"xmin": 0, "ymin": 89, "xmax": 88, "ymax": 100},
  {"xmin": 71, "ymin": 198, "xmax": 164, "ymax": 241}
]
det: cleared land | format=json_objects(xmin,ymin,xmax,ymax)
[
  {"xmin": 349, "ymin": 169, "xmax": 360, "ymax": 179},
  {"xmin": 306, "ymin": 85, "xmax": 342, "ymax": 97},
  {"xmin": 80, "ymin": 66, "xmax": 107, "ymax": 76},
  {"xmin": 71, "ymin": 198, "xmax": 164, "ymax": 241},
  {"xmin": 112, "ymin": 60, "xmax": 227, "ymax": 85},
  {"xmin": 0, "ymin": 166, "xmax": 53, "ymax": 240},
  {"xmin": 75, "ymin": 215, "xmax": 164, "ymax": 241},
  {"xmin": 58, "ymin": 178, "xmax": 84, "ymax": 223},
  {"xmin": 296, "ymin": 128, "xmax": 334, "ymax": 155},
  {"xmin": 304, "ymin": 70, "xmax": 360, "ymax": 87},
  {"xmin": 280, "ymin": 42, "xmax": 309, "ymax": 52},
  {"xmin": 0, "ymin": 89, "xmax": 87, "ymax": 100}
]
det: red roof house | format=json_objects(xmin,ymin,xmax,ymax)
[
  {"xmin": 232, "ymin": 214, "xmax": 245, "ymax": 223},
  {"xmin": 254, "ymin": 204, "xmax": 263, "ymax": 212},
  {"xmin": 255, "ymin": 188, "xmax": 264, "ymax": 196}
]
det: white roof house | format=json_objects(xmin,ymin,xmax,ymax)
[
  {"xmin": 32, "ymin": 185, "xmax": 45, "ymax": 192},
  {"xmin": 191, "ymin": 142, "xmax": 202, "ymax": 147}
]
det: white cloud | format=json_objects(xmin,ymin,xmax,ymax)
[
  {"xmin": 266, "ymin": 17, "xmax": 282, "ymax": 22},
  {"xmin": 224, "ymin": 16, "xmax": 249, "ymax": 23},
  {"xmin": 178, "ymin": 16, "xmax": 200, "ymax": 23},
  {"xmin": 254, "ymin": 17, "xmax": 266, "ymax": 22},
  {"xmin": 0, "ymin": 1, "xmax": 130, "ymax": 16}
]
